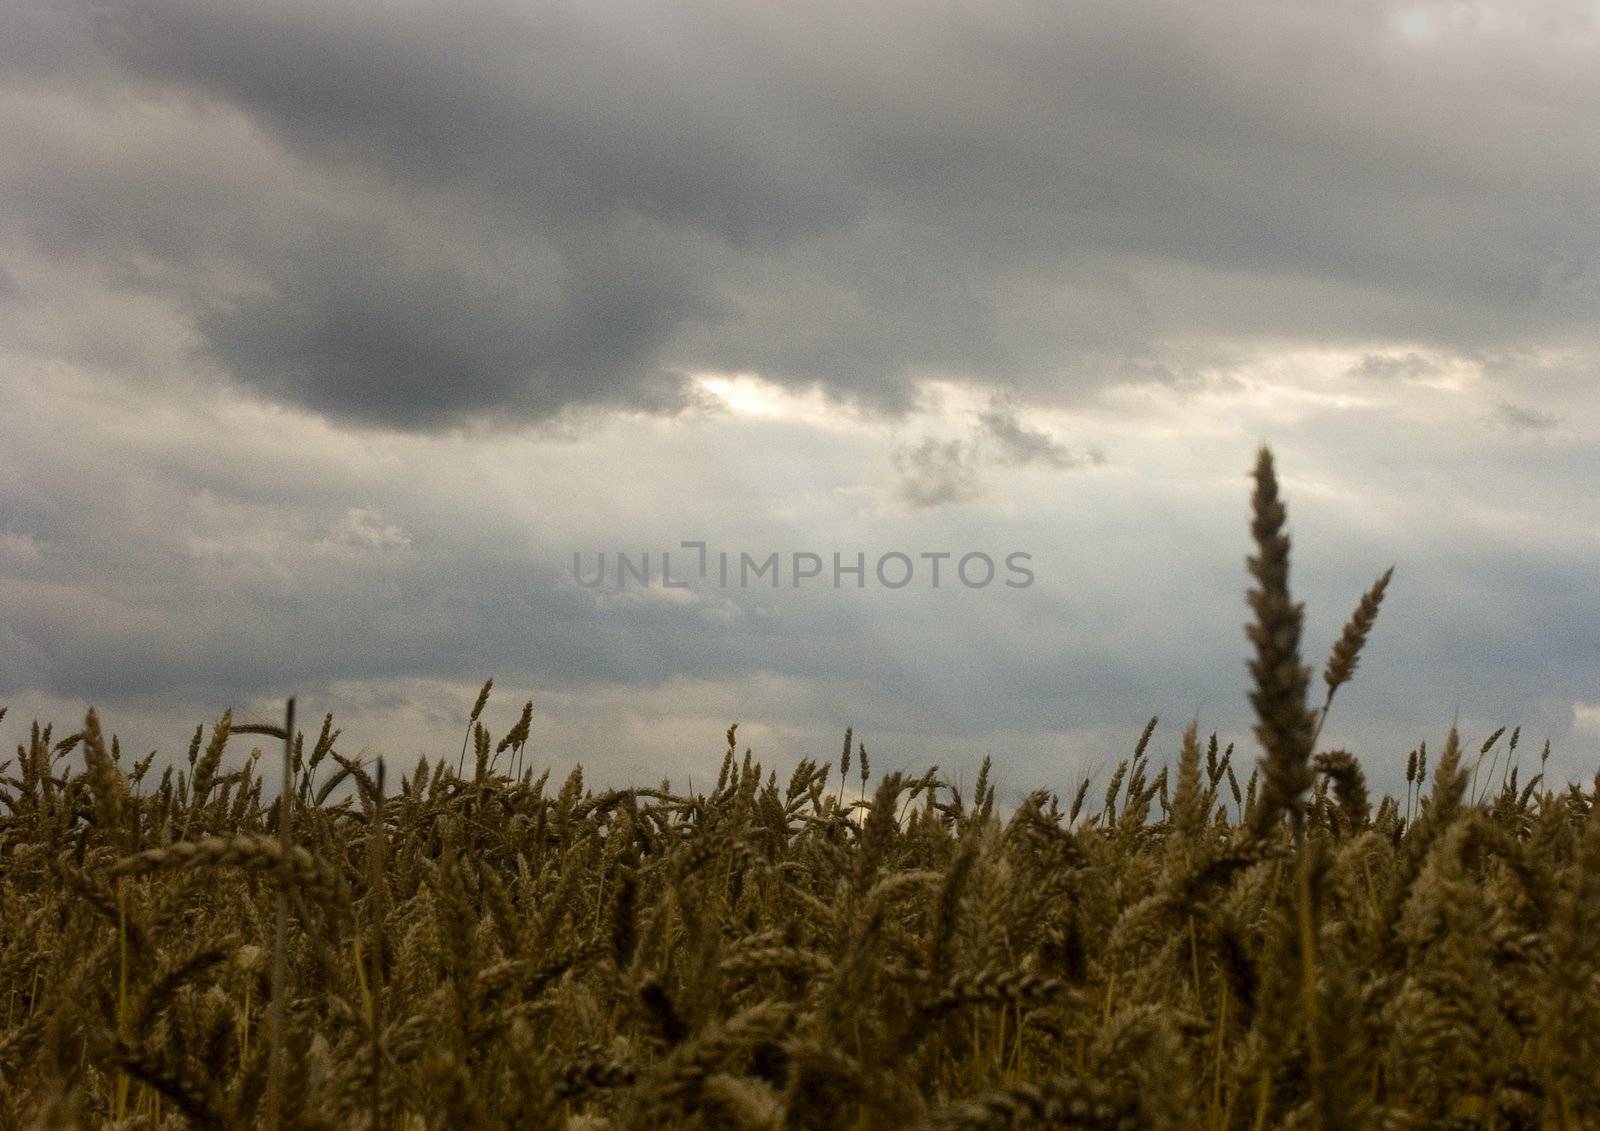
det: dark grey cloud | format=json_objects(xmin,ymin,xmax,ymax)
[
  {"xmin": 891, "ymin": 400, "xmax": 1100, "ymax": 507},
  {"xmin": 2, "ymin": 0, "xmax": 1595, "ymax": 428},
  {"xmin": 1493, "ymin": 401, "xmax": 1561, "ymax": 432},
  {"xmin": 977, "ymin": 400, "xmax": 1100, "ymax": 469},
  {"xmin": 191, "ymin": 225, "xmax": 709, "ymax": 427}
]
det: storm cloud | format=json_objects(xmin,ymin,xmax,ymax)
[{"xmin": 2, "ymin": 0, "xmax": 1596, "ymax": 427}]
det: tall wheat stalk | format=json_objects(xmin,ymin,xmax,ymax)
[{"xmin": 263, "ymin": 697, "xmax": 294, "ymax": 1131}]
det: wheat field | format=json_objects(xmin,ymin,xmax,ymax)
[{"xmin": 1, "ymin": 448, "xmax": 1595, "ymax": 1130}]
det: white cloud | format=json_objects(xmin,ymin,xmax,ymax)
[{"xmin": 327, "ymin": 508, "xmax": 410, "ymax": 550}]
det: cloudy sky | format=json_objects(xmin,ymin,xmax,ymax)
[{"xmin": 3, "ymin": 0, "xmax": 1598, "ymax": 798}]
